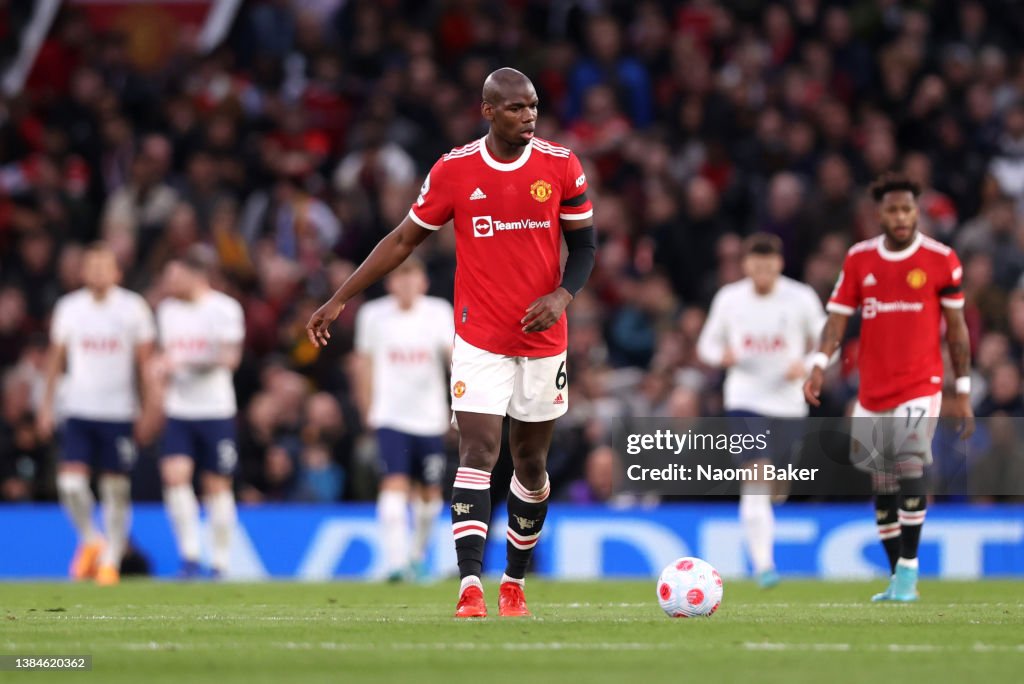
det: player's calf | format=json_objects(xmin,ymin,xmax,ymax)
[
  {"xmin": 504, "ymin": 472, "xmax": 550, "ymax": 581},
  {"xmin": 451, "ymin": 466, "xmax": 492, "ymax": 581}
]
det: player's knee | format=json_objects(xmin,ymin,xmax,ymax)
[
  {"xmin": 458, "ymin": 439, "xmax": 499, "ymax": 471},
  {"xmin": 871, "ymin": 472, "xmax": 900, "ymax": 495},
  {"xmin": 59, "ymin": 462, "xmax": 90, "ymax": 478},
  {"xmin": 99, "ymin": 474, "xmax": 130, "ymax": 503},
  {"xmin": 512, "ymin": 458, "xmax": 546, "ymax": 490},
  {"xmin": 379, "ymin": 474, "xmax": 411, "ymax": 492},
  {"xmin": 201, "ymin": 473, "xmax": 233, "ymax": 496},
  {"xmin": 56, "ymin": 470, "xmax": 89, "ymax": 495},
  {"xmin": 161, "ymin": 456, "xmax": 193, "ymax": 487},
  {"xmin": 894, "ymin": 457, "xmax": 925, "ymax": 481}
]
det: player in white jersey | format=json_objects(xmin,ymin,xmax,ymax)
[
  {"xmin": 37, "ymin": 243, "xmax": 158, "ymax": 585},
  {"xmin": 154, "ymin": 247, "xmax": 244, "ymax": 578},
  {"xmin": 697, "ymin": 233, "xmax": 826, "ymax": 588},
  {"xmin": 353, "ymin": 257, "xmax": 454, "ymax": 581}
]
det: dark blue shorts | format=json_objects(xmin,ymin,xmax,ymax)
[
  {"xmin": 161, "ymin": 417, "xmax": 238, "ymax": 476},
  {"xmin": 62, "ymin": 417, "xmax": 137, "ymax": 473},
  {"xmin": 376, "ymin": 428, "xmax": 445, "ymax": 486},
  {"xmin": 725, "ymin": 410, "xmax": 806, "ymax": 466}
]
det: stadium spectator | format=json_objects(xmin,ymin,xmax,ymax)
[{"xmin": 2, "ymin": 0, "xmax": 1024, "ymax": 506}]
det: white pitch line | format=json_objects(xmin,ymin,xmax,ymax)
[
  {"xmin": 743, "ymin": 642, "xmax": 1024, "ymax": 654},
  {"xmin": 10, "ymin": 640, "xmax": 1024, "ymax": 654}
]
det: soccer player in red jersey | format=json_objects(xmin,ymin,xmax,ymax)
[
  {"xmin": 306, "ymin": 68, "xmax": 595, "ymax": 617},
  {"xmin": 804, "ymin": 172, "xmax": 974, "ymax": 602}
]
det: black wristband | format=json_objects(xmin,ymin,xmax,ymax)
[{"xmin": 560, "ymin": 226, "xmax": 596, "ymax": 296}]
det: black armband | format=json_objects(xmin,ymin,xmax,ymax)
[{"xmin": 560, "ymin": 226, "xmax": 596, "ymax": 297}]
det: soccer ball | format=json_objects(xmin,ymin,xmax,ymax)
[{"xmin": 656, "ymin": 557, "xmax": 723, "ymax": 618}]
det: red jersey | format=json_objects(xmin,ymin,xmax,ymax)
[
  {"xmin": 408, "ymin": 136, "xmax": 593, "ymax": 357},
  {"xmin": 827, "ymin": 233, "xmax": 965, "ymax": 411}
]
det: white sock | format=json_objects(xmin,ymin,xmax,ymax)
[
  {"xmin": 378, "ymin": 490, "xmax": 410, "ymax": 574},
  {"xmin": 164, "ymin": 484, "xmax": 201, "ymax": 563},
  {"xmin": 411, "ymin": 497, "xmax": 442, "ymax": 564},
  {"xmin": 501, "ymin": 573, "xmax": 524, "ymax": 587},
  {"xmin": 897, "ymin": 557, "xmax": 919, "ymax": 570},
  {"xmin": 99, "ymin": 476, "xmax": 131, "ymax": 568},
  {"xmin": 205, "ymin": 490, "xmax": 237, "ymax": 574},
  {"xmin": 57, "ymin": 471, "xmax": 99, "ymax": 543},
  {"xmin": 460, "ymin": 575, "xmax": 482, "ymax": 593},
  {"xmin": 739, "ymin": 488, "xmax": 775, "ymax": 574}
]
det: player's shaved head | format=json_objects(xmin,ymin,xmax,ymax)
[
  {"xmin": 481, "ymin": 68, "xmax": 538, "ymax": 152},
  {"xmin": 482, "ymin": 68, "xmax": 533, "ymax": 104}
]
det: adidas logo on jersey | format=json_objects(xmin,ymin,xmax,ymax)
[
  {"xmin": 469, "ymin": 187, "xmax": 487, "ymax": 200},
  {"xmin": 553, "ymin": 393, "xmax": 564, "ymax": 405},
  {"xmin": 863, "ymin": 273, "xmax": 878, "ymax": 287}
]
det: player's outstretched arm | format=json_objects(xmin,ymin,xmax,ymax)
[
  {"xmin": 803, "ymin": 312, "xmax": 849, "ymax": 407},
  {"xmin": 307, "ymin": 217, "xmax": 433, "ymax": 347},
  {"xmin": 943, "ymin": 306, "xmax": 975, "ymax": 439},
  {"xmin": 522, "ymin": 218, "xmax": 595, "ymax": 333}
]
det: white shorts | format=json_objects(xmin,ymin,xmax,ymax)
[
  {"xmin": 850, "ymin": 392, "xmax": 941, "ymax": 475},
  {"xmin": 450, "ymin": 335, "xmax": 568, "ymax": 422}
]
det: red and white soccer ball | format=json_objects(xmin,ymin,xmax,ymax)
[{"xmin": 656, "ymin": 557, "xmax": 724, "ymax": 618}]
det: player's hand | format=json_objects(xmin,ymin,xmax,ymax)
[
  {"xmin": 522, "ymin": 288, "xmax": 573, "ymax": 333},
  {"xmin": 36, "ymin": 405, "xmax": 55, "ymax": 441},
  {"xmin": 952, "ymin": 393, "xmax": 976, "ymax": 440},
  {"xmin": 133, "ymin": 410, "xmax": 163, "ymax": 447},
  {"xmin": 306, "ymin": 298, "xmax": 345, "ymax": 348},
  {"xmin": 803, "ymin": 367, "xmax": 824, "ymax": 407},
  {"xmin": 785, "ymin": 359, "xmax": 808, "ymax": 381}
]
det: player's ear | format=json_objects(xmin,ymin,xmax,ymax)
[{"xmin": 481, "ymin": 101, "xmax": 494, "ymax": 122}]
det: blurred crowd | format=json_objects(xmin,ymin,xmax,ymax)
[{"xmin": 2, "ymin": 0, "xmax": 1024, "ymax": 504}]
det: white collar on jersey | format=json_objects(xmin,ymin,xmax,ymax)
[
  {"xmin": 478, "ymin": 135, "xmax": 533, "ymax": 171},
  {"xmin": 877, "ymin": 231, "xmax": 923, "ymax": 261}
]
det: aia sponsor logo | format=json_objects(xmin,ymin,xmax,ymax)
[
  {"xmin": 81, "ymin": 336, "xmax": 122, "ymax": 353},
  {"xmin": 742, "ymin": 334, "xmax": 786, "ymax": 353},
  {"xmin": 387, "ymin": 348, "xmax": 431, "ymax": 364},
  {"xmin": 169, "ymin": 338, "xmax": 210, "ymax": 354}
]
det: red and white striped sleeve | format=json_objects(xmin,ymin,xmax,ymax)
[
  {"xmin": 408, "ymin": 157, "xmax": 453, "ymax": 230},
  {"xmin": 559, "ymin": 151, "xmax": 593, "ymax": 222},
  {"xmin": 939, "ymin": 249, "xmax": 965, "ymax": 309}
]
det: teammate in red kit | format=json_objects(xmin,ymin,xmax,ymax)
[
  {"xmin": 804, "ymin": 172, "xmax": 974, "ymax": 602},
  {"xmin": 306, "ymin": 68, "xmax": 596, "ymax": 617}
]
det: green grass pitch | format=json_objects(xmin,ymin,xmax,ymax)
[{"xmin": 2, "ymin": 580, "xmax": 1022, "ymax": 683}]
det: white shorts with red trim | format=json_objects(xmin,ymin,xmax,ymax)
[
  {"xmin": 450, "ymin": 335, "xmax": 568, "ymax": 422},
  {"xmin": 850, "ymin": 391, "xmax": 941, "ymax": 474}
]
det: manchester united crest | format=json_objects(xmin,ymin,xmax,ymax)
[
  {"xmin": 530, "ymin": 179, "xmax": 552, "ymax": 202},
  {"xmin": 906, "ymin": 268, "xmax": 927, "ymax": 289},
  {"xmin": 453, "ymin": 380, "xmax": 466, "ymax": 398}
]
